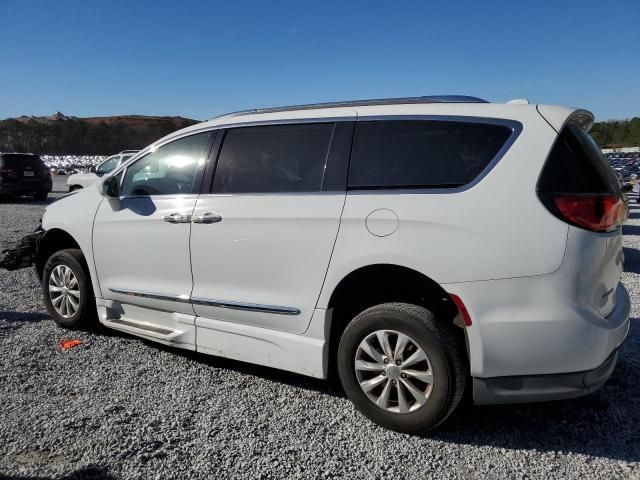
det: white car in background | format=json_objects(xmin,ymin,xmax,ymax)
[{"xmin": 66, "ymin": 150, "xmax": 138, "ymax": 191}]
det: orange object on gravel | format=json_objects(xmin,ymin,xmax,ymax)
[{"xmin": 59, "ymin": 339, "xmax": 81, "ymax": 351}]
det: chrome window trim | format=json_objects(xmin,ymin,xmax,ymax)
[
  {"xmin": 191, "ymin": 297, "xmax": 301, "ymax": 315},
  {"xmin": 218, "ymin": 116, "xmax": 355, "ymax": 131},
  {"xmin": 347, "ymin": 115, "xmax": 523, "ymax": 196},
  {"xmin": 109, "ymin": 288, "xmax": 191, "ymax": 303},
  {"xmin": 109, "ymin": 288, "xmax": 301, "ymax": 316}
]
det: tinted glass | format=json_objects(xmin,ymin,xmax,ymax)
[
  {"xmin": 97, "ymin": 157, "xmax": 119, "ymax": 175},
  {"xmin": 538, "ymin": 123, "xmax": 621, "ymax": 195},
  {"xmin": 212, "ymin": 123, "xmax": 334, "ymax": 194},
  {"xmin": 348, "ymin": 120, "xmax": 512, "ymax": 189},
  {"xmin": 121, "ymin": 132, "xmax": 212, "ymax": 196},
  {"xmin": 1, "ymin": 154, "xmax": 45, "ymax": 169}
]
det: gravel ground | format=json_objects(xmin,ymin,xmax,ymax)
[{"xmin": 0, "ymin": 176, "xmax": 639, "ymax": 480}]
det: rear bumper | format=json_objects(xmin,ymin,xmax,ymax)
[
  {"xmin": 473, "ymin": 348, "xmax": 620, "ymax": 404},
  {"xmin": 0, "ymin": 180, "xmax": 52, "ymax": 195},
  {"xmin": 470, "ymin": 284, "xmax": 630, "ymax": 404}
]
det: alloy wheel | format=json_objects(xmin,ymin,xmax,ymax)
[
  {"xmin": 48, "ymin": 265, "xmax": 80, "ymax": 318},
  {"xmin": 354, "ymin": 329, "xmax": 434, "ymax": 413}
]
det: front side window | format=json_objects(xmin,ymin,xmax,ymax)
[
  {"xmin": 348, "ymin": 120, "xmax": 513, "ymax": 189},
  {"xmin": 212, "ymin": 123, "xmax": 335, "ymax": 194},
  {"xmin": 121, "ymin": 132, "xmax": 213, "ymax": 196},
  {"xmin": 96, "ymin": 156, "xmax": 119, "ymax": 176}
]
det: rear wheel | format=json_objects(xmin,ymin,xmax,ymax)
[
  {"xmin": 34, "ymin": 191, "xmax": 48, "ymax": 201},
  {"xmin": 42, "ymin": 249, "xmax": 96, "ymax": 329},
  {"xmin": 337, "ymin": 302, "xmax": 467, "ymax": 433}
]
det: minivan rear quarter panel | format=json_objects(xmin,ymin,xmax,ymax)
[{"xmin": 318, "ymin": 106, "xmax": 567, "ymax": 313}]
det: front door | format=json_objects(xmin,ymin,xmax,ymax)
[
  {"xmin": 190, "ymin": 120, "xmax": 354, "ymax": 335},
  {"xmin": 93, "ymin": 131, "xmax": 215, "ymax": 322}
]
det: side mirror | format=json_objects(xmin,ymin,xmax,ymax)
[
  {"xmin": 101, "ymin": 176, "xmax": 120, "ymax": 198},
  {"xmin": 89, "ymin": 166, "xmax": 97, "ymax": 173}
]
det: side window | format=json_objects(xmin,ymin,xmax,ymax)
[
  {"xmin": 212, "ymin": 123, "xmax": 335, "ymax": 194},
  {"xmin": 96, "ymin": 156, "xmax": 119, "ymax": 176},
  {"xmin": 348, "ymin": 120, "xmax": 513, "ymax": 189},
  {"xmin": 121, "ymin": 132, "xmax": 213, "ymax": 196}
]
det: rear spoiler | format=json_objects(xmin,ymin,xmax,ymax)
[{"xmin": 537, "ymin": 105, "xmax": 594, "ymax": 133}]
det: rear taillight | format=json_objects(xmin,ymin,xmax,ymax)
[
  {"xmin": 549, "ymin": 194, "xmax": 627, "ymax": 232},
  {"xmin": 0, "ymin": 166, "xmax": 17, "ymax": 177}
]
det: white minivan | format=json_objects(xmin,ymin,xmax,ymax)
[{"xmin": 4, "ymin": 96, "xmax": 630, "ymax": 433}]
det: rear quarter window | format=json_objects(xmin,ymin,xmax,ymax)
[
  {"xmin": 348, "ymin": 120, "xmax": 514, "ymax": 189},
  {"xmin": 537, "ymin": 123, "xmax": 622, "ymax": 195}
]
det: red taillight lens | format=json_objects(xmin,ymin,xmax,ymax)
[
  {"xmin": 449, "ymin": 293, "xmax": 472, "ymax": 327},
  {"xmin": 553, "ymin": 194, "xmax": 627, "ymax": 232}
]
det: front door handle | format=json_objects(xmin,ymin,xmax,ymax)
[
  {"xmin": 192, "ymin": 212, "xmax": 222, "ymax": 224},
  {"xmin": 162, "ymin": 213, "xmax": 191, "ymax": 223}
]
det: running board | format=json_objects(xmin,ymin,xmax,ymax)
[
  {"xmin": 96, "ymin": 298, "xmax": 194, "ymax": 343},
  {"xmin": 105, "ymin": 318, "xmax": 176, "ymax": 336},
  {"xmin": 102, "ymin": 317, "xmax": 183, "ymax": 340}
]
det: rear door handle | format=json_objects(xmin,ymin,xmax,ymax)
[
  {"xmin": 162, "ymin": 213, "xmax": 191, "ymax": 223},
  {"xmin": 192, "ymin": 212, "xmax": 222, "ymax": 224}
]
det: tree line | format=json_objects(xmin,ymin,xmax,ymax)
[
  {"xmin": 0, "ymin": 115, "xmax": 638, "ymax": 154},
  {"xmin": 0, "ymin": 117, "xmax": 198, "ymax": 155},
  {"xmin": 590, "ymin": 117, "xmax": 640, "ymax": 148}
]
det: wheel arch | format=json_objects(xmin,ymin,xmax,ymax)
[
  {"xmin": 324, "ymin": 263, "xmax": 467, "ymax": 375},
  {"xmin": 35, "ymin": 228, "xmax": 84, "ymax": 278}
]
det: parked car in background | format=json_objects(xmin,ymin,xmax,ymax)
[
  {"xmin": 1, "ymin": 96, "xmax": 630, "ymax": 433},
  {"xmin": 0, "ymin": 152, "xmax": 52, "ymax": 201},
  {"xmin": 66, "ymin": 150, "xmax": 139, "ymax": 191}
]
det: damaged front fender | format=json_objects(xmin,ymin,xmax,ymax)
[{"xmin": 0, "ymin": 228, "xmax": 45, "ymax": 271}]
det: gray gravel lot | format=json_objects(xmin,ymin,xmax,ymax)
[{"xmin": 0, "ymin": 176, "xmax": 639, "ymax": 479}]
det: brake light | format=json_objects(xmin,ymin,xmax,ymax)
[
  {"xmin": 552, "ymin": 194, "xmax": 627, "ymax": 232},
  {"xmin": 0, "ymin": 166, "xmax": 13, "ymax": 173}
]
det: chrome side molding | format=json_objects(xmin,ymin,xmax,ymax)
[
  {"xmin": 109, "ymin": 288, "xmax": 191, "ymax": 303},
  {"xmin": 191, "ymin": 297, "xmax": 301, "ymax": 315},
  {"xmin": 109, "ymin": 288, "xmax": 301, "ymax": 315}
]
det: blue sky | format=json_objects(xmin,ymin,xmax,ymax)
[{"xmin": 1, "ymin": 0, "xmax": 638, "ymax": 121}]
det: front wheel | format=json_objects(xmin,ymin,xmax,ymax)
[
  {"xmin": 42, "ymin": 249, "xmax": 96, "ymax": 329},
  {"xmin": 34, "ymin": 191, "xmax": 48, "ymax": 201},
  {"xmin": 337, "ymin": 302, "xmax": 467, "ymax": 434}
]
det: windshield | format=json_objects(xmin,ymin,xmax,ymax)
[{"xmin": 96, "ymin": 156, "xmax": 119, "ymax": 175}]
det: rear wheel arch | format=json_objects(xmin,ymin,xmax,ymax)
[{"xmin": 325, "ymin": 264, "xmax": 467, "ymax": 375}]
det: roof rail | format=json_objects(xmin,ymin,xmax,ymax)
[{"xmin": 209, "ymin": 95, "xmax": 489, "ymax": 121}]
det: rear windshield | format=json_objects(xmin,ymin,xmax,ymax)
[
  {"xmin": 1, "ymin": 154, "xmax": 45, "ymax": 169},
  {"xmin": 348, "ymin": 120, "xmax": 514, "ymax": 189},
  {"xmin": 538, "ymin": 123, "xmax": 622, "ymax": 195}
]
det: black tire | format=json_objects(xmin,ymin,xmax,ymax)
[
  {"xmin": 337, "ymin": 302, "xmax": 467, "ymax": 434},
  {"xmin": 42, "ymin": 249, "xmax": 96, "ymax": 329},
  {"xmin": 34, "ymin": 191, "xmax": 48, "ymax": 201}
]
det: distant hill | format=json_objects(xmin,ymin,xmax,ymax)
[
  {"xmin": 0, "ymin": 112, "xmax": 199, "ymax": 155},
  {"xmin": 1, "ymin": 111, "xmax": 638, "ymax": 154}
]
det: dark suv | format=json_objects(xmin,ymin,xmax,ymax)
[{"xmin": 0, "ymin": 153, "xmax": 52, "ymax": 201}]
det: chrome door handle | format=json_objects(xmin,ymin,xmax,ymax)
[
  {"xmin": 192, "ymin": 212, "xmax": 222, "ymax": 224},
  {"xmin": 162, "ymin": 213, "xmax": 191, "ymax": 223}
]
